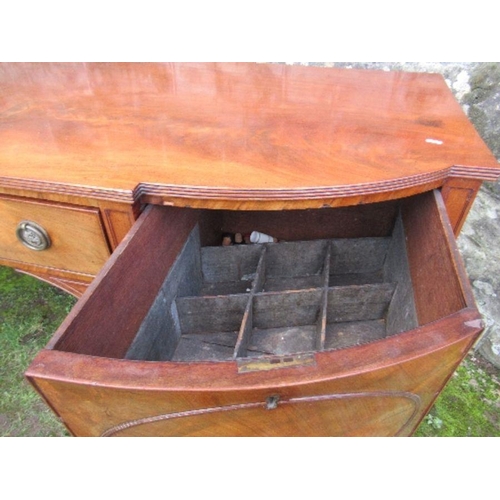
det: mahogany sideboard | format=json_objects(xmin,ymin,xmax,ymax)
[{"xmin": 1, "ymin": 63, "xmax": 499, "ymax": 436}]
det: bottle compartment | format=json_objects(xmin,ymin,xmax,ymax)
[{"xmin": 125, "ymin": 212, "xmax": 417, "ymax": 362}]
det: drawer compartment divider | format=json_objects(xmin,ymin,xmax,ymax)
[
  {"xmin": 233, "ymin": 248, "xmax": 267, "ymax": 358},
  {"xmin": 172, "ymin": 294, "xmax": 248, "ymax": 361},
  {"xmin": 246, "ymin": 289, "xmax": 322, "ymax": 356},
  {"xmin": 316, "ymin": 242, "xmax": 331, "ymax": 351},
  {"xmin": 323, "ymin": 283, "xmax": 396, "ymax": 350},
  {"xmin": 126, "ymin": 206, "xmax": 433, "ymax": 362}
]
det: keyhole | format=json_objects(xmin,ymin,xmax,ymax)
[{"xmin": 266, "ymin": 395, "xmax": 280, "ymax": 410}]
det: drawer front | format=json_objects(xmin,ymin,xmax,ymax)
[
  {"xmin": 27, "ymin": 314, "xmax": 480, "ymax": 437},
  {"xmin": 26, "ymin": 191, "xmax": 482, "ymax": 436},
  {"xmin": 0, "ymin": 196, "xmax": 110, "ymax": 275}
]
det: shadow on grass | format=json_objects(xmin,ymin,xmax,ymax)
[{"xmin": 0, "ymin": 266, "xmax": 76, "ymax": 437}]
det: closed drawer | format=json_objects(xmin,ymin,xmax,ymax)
[
  {"xmin": 0, "ymin": 196, "xmax": 110, "ymax": 275},
  {"xmin": 26, "ymin": 190, "xmax": 482, "ymax": 436}
]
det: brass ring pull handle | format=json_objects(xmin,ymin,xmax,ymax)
[{"xmin": 16, "ymin": 221, "xmax": 51, "ymax": 251}]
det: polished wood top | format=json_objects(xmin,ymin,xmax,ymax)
[{"xmin": 1, "ymin": 63, "xmax": 498, "ymax": 209}]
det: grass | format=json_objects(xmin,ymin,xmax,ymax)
[
  {"xmin": 0, "ymin": 266, "xmax": 76, "ymax": 436},
  {"xmin": 1, "ymin": 264, "xmax": 499, "ymax": 437},
  {"xmin": 415, "ymin": 356, "xmax": 500, "ymax": 437}
]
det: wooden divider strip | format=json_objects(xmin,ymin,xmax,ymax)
[
  {"xmin": 233, "ymin": 248, "xmax": 267, "ymax": 358},
  {"xmin": 316, "ymin": 243, "xmax": 331, "ymax": 351}
]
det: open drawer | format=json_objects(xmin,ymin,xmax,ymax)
[{"xmin": 26, "ymin": 190, "xmax": 483, "ymax": 436}]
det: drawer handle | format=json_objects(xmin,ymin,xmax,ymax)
[{"xmin": 16, "ymin": 221, "xmax": 51, "ymax": 251}]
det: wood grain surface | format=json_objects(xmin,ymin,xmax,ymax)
[
  {"xmin": 25, "ymin": 190, "xmax": 484, "ymax": 436},
  {"xmin": 26, "ymin": 309, "xmax": 482, "ymax": 436},
  {"xmin": 1, "ymin": 63, "xmax": 498, "ymax": 210},
  {"xmin": 50, "ymin": 205, "xmax": 198, "ymax": 358},
  {"xmin": 0, "ymin": 195, "xmax": 110, "ymax": 274},
  {"xmin": 14, "ymin": 62, "xmax": 495, "ymax": 436},
  {"xmin": 402, "ymin": 190, "xmax": 474, "ymax": 325}
]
